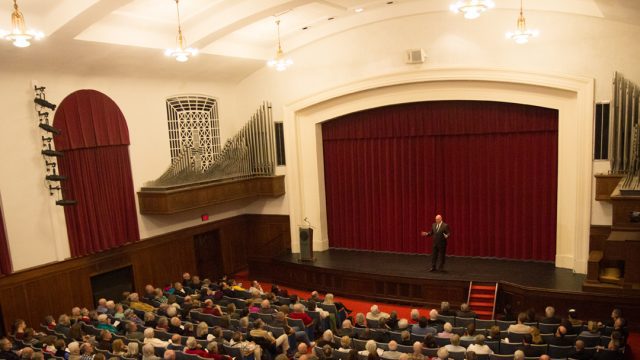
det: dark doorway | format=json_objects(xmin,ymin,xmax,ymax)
[
  {"xmin": 90, "ymin": 266, "xmax": 134, "ymax": 307},
  {"xmin": 194, "ymin": 230, "xmax": 223, "ymax": 281},
  {"xmin": 0, "ymin": 304, "xmax": 5, "ymax": 338}
]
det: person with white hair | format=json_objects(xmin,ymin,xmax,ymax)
[
  {"xmin": 358, "ymin": 340, "xmax": 381, "ymax": 357},
  {"xmin": 249, "ymin": 280, "xmax": 265, "ymax": 294},
  {"xmin": 397, "ymin": 318, "xmax": 410, "ymax": 331},
  {"xmin": 96, "ymin": 299, "xmax": 108, "ymax": 314},
  {"xmin": 381, "ymin": 341, "xmax": 402, "ymax": 359},
  {"xmin": 540, "ymin": 306, "xmax": 561, "ymax": 324},
  {"xmin": 427, "ymin": 309, "xmax": 444, "ymax": 329},
  {"xmin": 366, "ymin": 305, "xmax": 389, "ymax": 321},
  {"xmin": 124, "ymin": 342, "xmax": 139, "ymax": 358},
  {"xmin": 354, "ymin": 313, "xmax": 366, "ymax": 328},
  {"xmin": 440, "ymin": 302, "xmax": 455, "ymax": 316},
  {"xmin": 437, "ymin": 322, "xmax": 454, "ymax": 338},
  {"xmin": 96, "ymin": 314, "xmax": 117, "ymax": 333},
  {"xmin": 184, "ymin": 337, "xmax": 208, "ymax": 357},
  {"xmin": 337, "ymin": 319, "xmax": 354, "ymax": 337},
  {"xmin": 66, "ymin": 342, "xmax": 81, "ymax": 360},
  {"xmin": 260, "ymin": 299, "xmax": 277, "ymax": 314},
  {"xmin": 142, "ymin": 343, "xmax": 160, "ymax": 360},
  {"xmin": 316, "ymin": 330, "xmax": 336, "ymax": 348},
  {"xmin": 467, "ymin": 334, "xmax": 493, "ymax": 355},
  {"xmin": 143, "ymin": 328, "xmax": 169, "ymax": 348},
  {"xmin": 456, "ymin": 303, "xmax": 477, "ymax": 318},
  {"xmin": 513, "ymin": 350, "xmax": 525, "ymax": 360}
]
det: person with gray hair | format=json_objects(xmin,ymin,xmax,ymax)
[
  {"xmin": 96, "ymin": 314, "xmax": 117, "ymax": 333},
  {"xmin": 456, "ymin": 303, "xmax": 477, "ymax": 318},
  {"xmin": 381, "ymin": 341, "xmax": 402, "ymax": 359},
  {"xmin": 366, "ymin": 305, "xmax": 389, "ymax": 321},
  {"xmin": 467, "ymin": 334, "xmax": 493, "ymax": 355},
  {"xmin": 142, "ymin": 343, "xmax": 160, "ymax": 360},
  {"xmin": 409, "ymin": 342, "xmax": 424, "ymax": 360},
  {"xmin": 437, "ymin": 322, "xmax": 454, "ymax": 338},
  {"xmin": 143, "ymin": 328, "xmax": 168, "ymax": 348},
  {"xmin": 358, "ymin": 340, "xmax": 379, "ymax": 357},
  {"xmin": 397, "ymin": 318, "xmax": 409, "ymax": 331},
  {"xmin": 163, "ymin": 350, "xmax": 176, "ymax": 360},
  {"xmin": 354, "ymin": 313, "xmax": 366, "ymax": 328},
  {"xmin": 541, "ymin": 306, "xmax": 561, "ymax": 324},
  {"xmin": 410, "ymin": 309, "xmax": 420, "ymax": 324},
  {"xmin": 337, "ymin": 319, "xmax": 354, "ymax": 337},
  {"xmin": 513, "ymin": 350, "xmax": 525, "ymax": 360}
]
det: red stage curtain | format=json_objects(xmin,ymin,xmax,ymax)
[
  {"xmin": 0, "ymin": 204, "xmax": 12, "ymax": 275},
  {"xmin": 322, "ymin": 101, "xmax": 558, "ymax": 261},
  {"xmin": 54, "ymin": 90, "xmax": 139, "ymax": 258}
]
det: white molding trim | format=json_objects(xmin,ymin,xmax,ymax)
[{"xmin": 283, "ymin": 67, "xmax": 594, "ymax": 273}]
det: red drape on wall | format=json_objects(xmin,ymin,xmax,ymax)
[
  {"xmin": 0, "ymin": 204, "xmax": 12, "ymax": 275},
  {"xmin": 322, "ymin": 101, "xmax": 558, "ymax": 261},
  {"xmin": 53, "ymin": 90, "xmax": 139, "ymax": 258}
]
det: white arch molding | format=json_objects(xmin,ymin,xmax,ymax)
[{"xmin": 283, "ymin": 67, "xmax": 594, "ymax": 274}]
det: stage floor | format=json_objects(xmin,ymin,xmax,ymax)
[{"xmin": 276, "ymin": 248, "xmax": 586, "ymax": 292}]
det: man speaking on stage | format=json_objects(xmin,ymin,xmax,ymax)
[{"xmin": 421, "ymin": 214, "xmax": 450, "ymax": 272}]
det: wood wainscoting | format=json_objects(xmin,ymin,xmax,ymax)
[{"xmin": 0, "ymin": 214, "xmax": 290, "ymax": 335}]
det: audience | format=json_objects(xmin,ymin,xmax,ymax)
[{"xmin": 6, "ymin": 273, "xmax": 630, "ymax": 360}]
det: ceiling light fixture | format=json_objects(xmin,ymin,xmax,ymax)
[
  {"xmin": 505, "ymin": 0, "xmax": 539, "ymax": 44},
  {"xmin": 267, "ymin": 19, "xmax": 293, "ymax": 72},
  {"xmin": 0, "ymin": 0, "xmax": 44, "ymax": 48},
  {"xmin": 164, "ymin": 0, "xmax": 198, "ymax": 62},
  {"xmin": 450, "ymin": 0, "xmax": 495, "ymax": 20},
  {"xmin": 354, "ymin": 7, "xmax": 364, "ymax": 13}
]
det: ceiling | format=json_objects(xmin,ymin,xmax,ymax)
[{"xmin": 0, "ymin": 0, "xmax": 638, "ymax": 82}]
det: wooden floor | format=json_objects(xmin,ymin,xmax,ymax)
[{"xmin": 276, "ymin": 249, "xmax": 585, "ymax": 292}]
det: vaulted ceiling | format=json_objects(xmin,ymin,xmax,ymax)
[{"xmin": 0, "ymin": 0, "xmax": 638, "ymax": 82}]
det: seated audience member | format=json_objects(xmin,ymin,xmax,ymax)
[
  {"xmin": 56, "ymin": 314, "xmax": 71, "ymax": 334},
  {"xmin": 156, "ymin": 316, "xmax": 169, "ymax": 332},
  {"xmin": 143, "ymin": 328, "xmax": 169, "ymax": 348},
  {"xmin": 154, "ymin": 288, "xmax": 168, "ymax": 304},
  {"xmin": 97, "ymin": 330, "xmax": 113, "ymax": 350},
  {"xmin": 129, "ymin": 293, "xmax": 155, "ymax": 313},
  {"xmin": 540, "ymin": 306, "xmax": 561, "ymax": 324},
  {"xmin": 80, "ymin": 342, "xmax": 96, "ymax": 360},
  {"xmin": 381, "ymin": 340, "xmax": 402, "ymax": 359},
  {"xmin": 593, "ymin": 339, "xmax": 622, "ymax": 360},
  {"xmin": 210, "ymin": 327, "xmax": 230, "ymax": 347},
  {"xmin": 142, "ymin": 343, "xmax": 160, "ymax": 360},
  {"xmin": 422, "ymin": 334, "xmax": 437, "ymax": 349},
  {"xmin": 168, "ymin": 317, "xmax": 183, "ymax": 335},
  {"xmin": 317, "ymin": 330, "xmax": 337, "ymax": 349},
  {"xmin": 111, "ymin": 339, "xmax": 126, "ymax": 356},
  {"xmin": 547, "ymin": 325, "xmax": 572, "ymax": 346},
  {"xmin": 289, "ymin": 303, "xmax": 315, "ymax": 331},
  {"xmin": 43, "ymin": 315, "xmax": 56, "ymax": 331},
  {"xmin": 445, "ymin": 334, "xmax": 467, "ymax": 354},
  {"xmin": 601, "ymin": 308, "xmax": 622, "ymax": 328},
  {"xmin": 437, "ymin": 322, "xmax": 454, "ymax": 338},
  {"xmin": 513, "ymin": 350, "xmax": 525, "ymax": 360},
  {"xmin": 337, "ymin": 336, "xmax": 353, "ymax": 352},
  {"xmin": 568, "ymin": 340, "xmax": 591, "ymax": 360},
  {"xmin": 323, "ymin": 293, "xmax": 352, "ymax": 317},
  {"xmin": 366, "ymin": 305, "xmax": 389, "ymax": 321},
  {"xmin": 525, "ymin": 308, "xmax": 537, "ymax": 323},
  {"xmin": 207, "ymin": 342, "xmax": 232, "ymax": 360},
  {"xmin": 397, "ymin": 318, "xmax": 410, "ymax": 332},
  {"xmin": 359, "ymin": 340, "xmax": 381, "ymax": 358},
  {"xmin": 409, "ymin": 309, "xmax": 420, "ymax": 324},
  {"xmin": 337, "ymin": 319, "xmax": 355, "ymax": 337},
  {"xmin": 67, "ymin": 342, "xmax": 81, "ymax": 360},
  {"xmin": 0, "ymin": 338, "xmax": 19, "ymax": 360},
  {"xmin": 323, "ymin": 345, "xmax": 334, "ymax": 360},
  {"xmin": 486, "ymin": 326, "xmax": 501, "ymax": 341},
  {"xmin": 54, "ymin": 339, "xmax": 67, "ymax": 358},
  {"xmin": 354, "ymin": 313, "xmax": 367, "ymax": 328},
  {"xmin": 96, "ymin": 299, "xmax": 108, "ymax": 314},
  {"xmin": 530, "ymin": 327, "xmax": 544, "ymax": 345},
  {"xmin": 124, "ymin": 342, "xmax": 140, "ymax": 359},
  {"xmin": 460, "ymin": 323, "xmax": 476, "ymax": 342},
  {"xmin": 12, "ymin": 319, "xmax": 27, "ymax": 340},
  {"xmin": 19, "ymin": 347, "xmax": 34, "ymax": 360},
  {"xmin": 568, "ymin": 309, "xmax": 583, "ymax": 328},
  {"xmin": 260, "ymin": 299, "xmax": 277, "ymax": 314},
  {"xmin": 248, "ymin": 319, "xmax": 290, "ymax": 358},
  {"xmin": 399, "ymin": 331, "xmax": 412, "ymax": 346},
  {"xmin": 96, "ymin": 314, "xmax": 117, "ymax": 334},
  {"xmin": 387, "ymin": 311, "xmax": 399, "ymax": 330},
  {"xmin": 456, "ymin": 303, "xmax": 477, "ymax": 318},
  {"xmin": 467, "ymin": 335, "xmax": 493, "ymax": 355},
  {"xmin": 113, "ymin": 304, "xmax": 125, "ymax": 320},
  {"xmin": 507, "ymin": 313, "xmax": 532, "ymax": 334},
  {"xmin": 67, "ymin": 323, "xmax": 84, "ymax": 342},
  {"xmin": 105, "ymin": 300, "xmax": 116, "ymax": 316},
  {"xmin": 144, "ymin": 284, "xmax": 156, "ymax": 300},
  {"xmin": 125, "ymin": 309, "xmax": 145, "ymax": 327},
  {"xmin": 163, "ymin": 349, "xmax": 176, "ymax": 360},
  {"xmin": 440, "ymin": 302, "xmax": 455, "ymax": 317},
  {"xmin": 230, "ymin": 331, "xmax": 261, "ymax": 360},
  {"xmin": 408, "ymin": 342, "xmax": 424, "ymax": 360},
  {"xmin": 411, "ymin": 317, "xmax": 433, "ymax": 336},
  {"xmin": 194, "ymin": 322, "xmax": 209, "ymax": 340},
  {"xmin": 426, "ymin": 310, "xmax": 444, "ymax": 330},
  {"xmin": 309, "ymin": 291, "xmax": 323, "ymax": 303},
  {"xmin": 579, "ymin": 321, "xmax": 601, "ymax": 337},
  {"xmin": 432, "ymin": 347, "xmax": 449, "ymax": 360},
  {"xmin": 184, "ymin": 337, "xmax": 208, "ymax": 357},
  {"xmin": 167, "ymin": 334, "xmax": 183, "ymax": 350},
  {"xmin": 294, "ymin": 343, "xmax": 317, "ymax": 360},
  {"xmin": 125, "ymin": 321, "xmax": 145, "ymax": 341},
  {"xmin": 249, "ymin": 280, "xmax": 265, "ymax": 295}
]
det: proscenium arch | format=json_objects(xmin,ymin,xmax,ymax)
[{"xmin": 283, "ymin": 68, "xmax": 594, "ymax": 274}]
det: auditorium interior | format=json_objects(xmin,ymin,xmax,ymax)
[{"xmin": 0, "ymin": 0, "xmax": 639, "ymax": 359}]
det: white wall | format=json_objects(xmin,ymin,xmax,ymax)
[{"xmin": 0, "ymin": 70, "xmax": 286, "ymax": 271}]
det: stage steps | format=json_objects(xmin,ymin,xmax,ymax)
[{"xmin": 467, "ymin": 281, "xmax": 498, "ymax": 319}]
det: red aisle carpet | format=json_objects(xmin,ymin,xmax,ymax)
[{"xmin": 233, "ymin": 270, "xmax": 638, "ymax": 359}]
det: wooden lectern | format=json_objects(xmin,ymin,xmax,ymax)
[{"xmin": 299, "ymin": 227, "xmax": 314, "ymax": 262}]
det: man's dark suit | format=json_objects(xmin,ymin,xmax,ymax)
[{"xmin": 427, "ymin": 222, "xmax": 450, "ymax": 270}]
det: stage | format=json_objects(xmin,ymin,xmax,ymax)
[{"xmin": 247, "ymin": 249, "xmax": 640, "ymax": 329}]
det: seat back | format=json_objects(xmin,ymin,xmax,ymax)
[
  {"xmin": 448, "ymin": 351, "xmax": 465, "ymax": 360},
  {"xmin": 507, "ymin": 332, "xmax": 526, "ymax": 343},
  {"xmin": 286, "ymin": 317, "xmax": 305, "ymax": 331},
  {"xmin": 434, "ymin": 337, "xmax": 451, "ymax": 347},
  {"xmin": 396, "ymin": 344, "xmax": 413, "ymax": 353},
  {"xmin": 455, "ymin": 317, "xmax": 475, "ymax": 328},
  {"xmin": 256, "ymin": 313, "xmax": 273, "ymax": 324},
  {"xmin": 547, "ymin": 345, "xmax": 572, "ymax": 358},
  {"xmin": 175, "ymin": 351, "xmax": 201, "ymax": 360},
  {"xmin": 367, "ymin": 319, "xmax": 380, "ymax": 328},
  {"xmin": 538, "ymin": 323, "xmax": 559, "ymax": 334},
  {"xmin": 438, "ymin": 315, "xmax": 455, "ymax": 324},
  {"xmin": 499, "ymin": 342, "xmax": 523, "ymax": 355},
  {"xmin": 577, "ymin": 335, "xmax": 600, "ymax": 348},
  {"xmin": 422, "ymin": 348, "xmax": 438, "ymax": 357},
  {"xmin": 352, "ymin": 338, "xmax": 368, "ymax": 351},
  {"xmin": 496, "ymin": 321, "xmax": 515, "ymax": 331},
  {"xmin": 527, "ymin": 344, "xmax": 548, "ymax": 357},
  {"xmin": 475, "ymin": 319, "xmax": 495, "ymax": 330}
]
